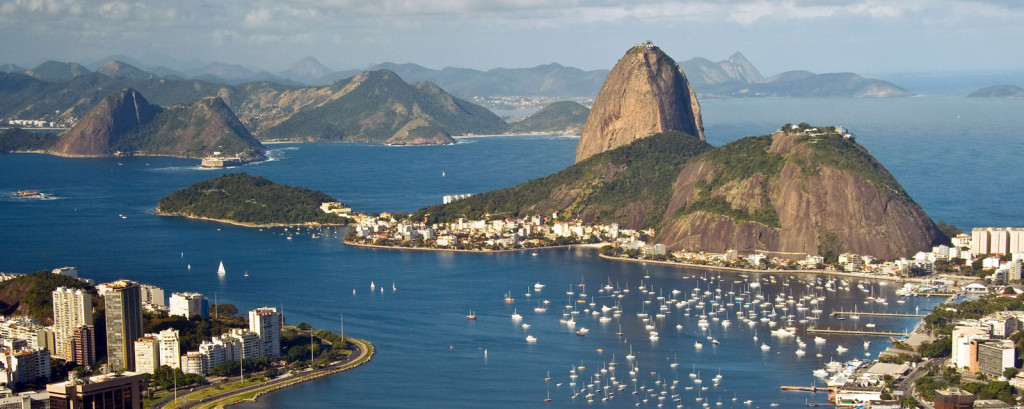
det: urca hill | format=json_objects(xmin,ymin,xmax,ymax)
[
  {"xmin": 49, "ymin": 88, "xmax": 265, "ymax": 161},
  {"xmin": 416, "ymin": 43, "xmax": 944, "ymax": 259}
]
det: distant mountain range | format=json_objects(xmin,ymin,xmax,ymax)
[{"xmin": 4, "ymin": 54, "xmax": 910, "ymax": 99}]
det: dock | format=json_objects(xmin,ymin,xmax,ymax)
[
  {"xmin": 830, "ymin": 311, "xmax": 925, "ymax": 318},
  {"xmin": 807, "ymin": 328, "xmax": 908, "ymax": 337},
  {"xmin": 781, "ymin": 385, "xmax": 829, "ymax": 392}
]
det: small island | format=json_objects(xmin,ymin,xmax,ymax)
[{"xmin": 156, "ymin": 173, "xmax": 351, "ymax": 227}]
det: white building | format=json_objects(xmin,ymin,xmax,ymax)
[
  {"xmin": 181, "ymin": 351, "xmax": 204, "ymax": 375},
  {"xmin": 951, "ymin": 325, "xmax": 990, "ymax": 370},
  {"xmin": 169, "ymin": 292, "xmax": 207, "ymax": 318},
  {"xmin": 140, "ymin": 284, "xmax": 165, "ymax": 308},
  {"xmin": 249, "ymin": 307, "xmax": 282, "ymax": 360},
  {"xmin": 0, "ymin": 347, "xmax": 50, "ymax": 385},
  {"xmin": 133, "ymin": 336, "xmax": 160, "ymax": 374},
  {"xmin": 158, "ymin": 329, "xmax": 180, "ymax": 370},
  {"xmin": 51, "ymin": 287, "xmax": 92, "ymax": 360}
]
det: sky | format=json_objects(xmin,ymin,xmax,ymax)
[{"xmin": 1, "ymin": 0, "xmax": 1023, "ymax": 76}]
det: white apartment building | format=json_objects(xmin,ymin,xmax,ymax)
[
  {"xmin": 133, "ymin": 336, "xmax": 159, "ymax": 374},
  {"xmin": 51, "ymin": 287, "xmax": 92, "ymax": 360},
  {"xmin": 169, "ymin": 292, "xmax": 206, "ymax": 318},
  {"xmin": 249, "ymin": 307, "xmax": 282, "ymax": 360},
  {"xmin": 158, "ymin": 329, "xmax": 180, "ymax": 370}
]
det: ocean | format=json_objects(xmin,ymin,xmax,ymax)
[{"xmin": 0, "ymin": 96, "xmax": 1021, "ymax": 407}]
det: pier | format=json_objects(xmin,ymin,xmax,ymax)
[
  {"xmin": 781, "ymin": 385, "xmax": 829, "ymax": 392},
  {"xmin": 830, "ymin": 311, "xmax": 925, "ymax": 318},
  {"xmin": 807, "ymin": 328, "xmax": 908, "ymax": 337}
]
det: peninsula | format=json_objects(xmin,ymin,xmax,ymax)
[{"xmin": 156, "ymin": 173, "xmax": 351, "ymax": 227}]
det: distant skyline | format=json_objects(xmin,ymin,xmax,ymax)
[{"xmin": 2, "ymin": 0, "xmax": 1023, "ymax": 76}]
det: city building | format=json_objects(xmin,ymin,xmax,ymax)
[
  {"xmin": 972, "ymin": 227, "xmax": 1024, "ymax": 256},
  {"xmin": 180, "ymin": 352, "xmax": 203, "ymax": 376},
  {"xmin": 157, "ymin": 329, "xmax": 180, "ymax": 370},
  {"xmin": 973, "ymin": 339, "xmax": 1015, "ymax": 377},
  {"xmin": 132, "ymin": 336, "xmax": 159, "ymax": 375},
  {"xmin": 168, "ymin": 292, "xmax": 208, "ymax": 319},
  {"xmin": 139, "ymin": 284, "xmax": 165, "ymax": 308},
  {"xmin": 46, "ymin": 372, "xmax": 143, "ymax": 409},
  {"xmin": 0, "ymin": 317, "xmax": 54, "ymax": 352},
  {"xmin": 0, "ymin": 347, "xmax": 51, "ymax": 386},
  {"xmin": 52, "ymin": 287, "xmax": 92, "ymax": 361},
  {"xmin": 248, "ymin": 307, "xmax": 282, "ymax": 360},
  {"xmin": 71, "ymin": 325, "xmax": 96, "ymax": 368},
  {"xmin": 951, "ymin": 325, "xmax": 989, "ymax": 370},
  {"xmin": 934, "ymin": 388, "xmax": 976, "ymax": 409},
  {"xmin": 101, "ymin": 280, "xmax": 143, "ymax": 372},
  {"xmin": 0, "ymin": 391, "xmax": 49, "ymax": 408}
]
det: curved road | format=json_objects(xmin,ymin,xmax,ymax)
[{"xmin": 152, "ymin": 338, "xmax": 373, "ymax": 409}]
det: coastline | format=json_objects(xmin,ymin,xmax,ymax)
[
  {"xmin": 343, "ymin": 238, "xmax": 603, "ymax": 254},
  {"xmin": 166, "ymin": 337, "xmax": 374, "ymax": 409},
  {"xmin": 154, "ymin": 212, "xmax": 350, "ymax": 229},
  {"xmin": 453, "ymin": 133, "xmax": 580, "ymax": 139},
  {"xmin": 597, "ymin": 253, "xmax": 934, "ymax": 283}
]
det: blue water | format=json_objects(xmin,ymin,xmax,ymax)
[{"xmin": 0, "ymin": 97, "xmax": 1021, "ymax": 408}]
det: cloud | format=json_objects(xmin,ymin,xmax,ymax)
[
  {"xmin": 242, "ymin": 8, "xmax": 272, "ymax": 28},
  {"xmin": 726, "ymin": 0, "xmax": 910, "ymax": 25}
]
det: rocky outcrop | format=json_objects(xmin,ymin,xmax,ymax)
[
  {"xmin": 51, "ymin": 88, "xmax": 264, "ymax": 161},
  {"xmin": 575, "ymin": 43, "xmax": 704, "ymax": 163},
  {"xmin": 51, "ymin": 88, "xmax": 160, "ymax": 156},
  {"xmin": 654, "ymin": 129, "xmax": 942, "ymax": 259}
]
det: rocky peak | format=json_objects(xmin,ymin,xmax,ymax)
[
  {"xmin": 52, "ymin": 88, "xmax": 160, "ymax": 156},
  {"xmin": 575, "ymin": 42, "xmax": 705, "ymax": 163}
]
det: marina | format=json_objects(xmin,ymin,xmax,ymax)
[{"xmin": 1, "ymin": 96, "xmax": 1021, "ymax": 407}]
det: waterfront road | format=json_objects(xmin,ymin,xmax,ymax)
[{"xmin": 151, "ymin": 338, "xmax": 373, "ymax": 409}]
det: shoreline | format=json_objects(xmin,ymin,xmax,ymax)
[
  {"xmin": 169, "ymin": 337, "xmax": 374, "ymax": 409},
  {"xmin": 452, "ymin": 133, "xmax": 580, "ymax": 139},
  {"xmin": 154, "ymin": 212, "xmax": 350, "ymax": 229},
  {"xmin": 597, "ymin": 253, "xmax": 934, "ymax": 283},
  {"xmin": 343, "ymin": 239, "xmax": 603, "ymax": 254}
]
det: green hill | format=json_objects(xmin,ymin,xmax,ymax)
[
  {"xmin": 50, "ymin": 89, "xmax": 265, "ymax": 161},
  {"xmin": 508, "ymin": 101, "xmax": 589, "ymax": 134},
  {"xmin": 0, "ymin": 128, "xmax": 60, "ymax": 152},
  {"xmin": 414, "ymin": 124, "xmax": 943, "ymax": 259},
  {"xmin": 157, "ymin": 173, "xmax": 349, "ymax": 226},
  {"xmin": 260, "ymin": 70, "xmax": 507, "ymax": 143},
  {"xmin": 414, "ymin": 131, "xmax": 711, "ymax": 228}
]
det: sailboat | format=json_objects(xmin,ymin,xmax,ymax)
[
  {"xmin": 467, "ymin": 310, "xmax": 477, "ymax": 320},
  {"xmin": 370, "ymin": 281, "xmax": 376, "ymax": 291},
  {"xmin": 217, "ymin": 261, "xmax": 226, "ymax": 276},
  {"xmin": 244, "ymin": 271, "xmax": 249, "ymax": 277}
]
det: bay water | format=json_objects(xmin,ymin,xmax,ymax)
[{"xmin": 0, "ymin": 96, "xmax": 1021, "ymax": 407}]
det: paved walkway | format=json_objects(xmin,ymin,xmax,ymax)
[{"xmin": 151, "ymin": 338, "xmax": 373, "ymax": 409}]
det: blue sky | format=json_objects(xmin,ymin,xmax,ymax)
[{"xmin": 1, "ymin": 0, "xmax": 1022, "ymax": 76}]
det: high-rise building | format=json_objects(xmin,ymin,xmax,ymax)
[
  {"xmin": 71, "ymin": 325, "xmax": 96, "ymax": 368},
  {"xmin": 47, "ymin": 372, "xmax": 143, "ymax": 409},
  {"xmin": 169, "ymin": 292, "xmax": 208, "ymax": 318},
  {"xmin": 248, "ymin": 307, "xmax": 282, "ymax": 359},
  {"xmin": 133, "ymin": 336, "xmax": 159, "ymax": 375},
  {"xmin": 157, "ymin": 329, "xmax": 180, "ymax": 370},
  {"xmin": 102, "ymin": 280, "xmax": 143, "ymax": 372},
  {"xmin": 52, "ymin": 287, "xmax": 92, "ymax": 361}
]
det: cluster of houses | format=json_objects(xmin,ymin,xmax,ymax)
[{"xmin": 347, "ymin": 212, "xmax": 644, "ymax": 250}]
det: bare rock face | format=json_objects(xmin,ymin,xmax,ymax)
[
  {"xmin": 52, "ymin": 88, "xmax": 159, "ymax": 156},
  {"xmin": 654, "ymin": 129, "xmax": 943, "ymax": 259},
  {"xmin": 575, "ymin": 43, "xmax": 704, "ymax": 163}
]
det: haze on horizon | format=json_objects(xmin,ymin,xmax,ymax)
[{"xmin": 1, "ymin": 0, "xmax": 1022, "ymax": 77}]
